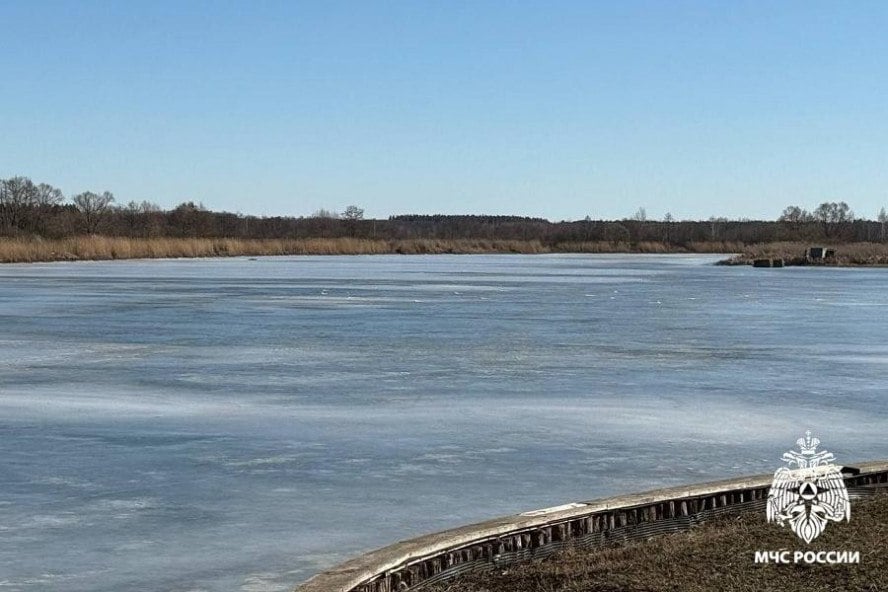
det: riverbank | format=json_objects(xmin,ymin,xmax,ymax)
[
  {"xmin": 0, "ymin": 237, "xmax": 541, "ymax": 262},
  {"xmin": 718, "ymin": 241, "xmax": 888, "ymax": 266},
  {"xmin": 3, "ymin": 237, "xmax": 887, "ymax": 265},
  {"xmin": 0, "ymin": 236, "xmax": 740, "ymax": 263},
  {"xmin": 429, "ymin": 492, "xmax": 887, "ymax": 592}
]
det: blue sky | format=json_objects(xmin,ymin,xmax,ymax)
[{"xmin": 2, "ymin": 1, "xmax": 887, "ymax": 220}]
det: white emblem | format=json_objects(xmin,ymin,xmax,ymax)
[{"xmin": 766, "ymin": 431, "xmax": 850, "ymax": 543}]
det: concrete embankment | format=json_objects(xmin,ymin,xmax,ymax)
[{"xmin": 295, "ymin": 461, "xmax": 888, "ymax": 592}]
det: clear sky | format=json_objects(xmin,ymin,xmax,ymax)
[{"xmin": 2, "ymin": 1, "xmax": 887, "ymax": 221}]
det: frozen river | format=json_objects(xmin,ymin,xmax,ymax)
[{"xmin": 1, "ymin": 254, "xmax": 886, "ymax": 591}]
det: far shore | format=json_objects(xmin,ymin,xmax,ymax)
[
  {"xmin": 0, "ymin": 236, "xmax": 887, "ymax": 266},
  {"xmin": 0, "ymin": 236, "xmax": 728, "ymax": 263},
  {"xmin": 716, "ymin": 241, "xmax": 888, "ymax": 266}
]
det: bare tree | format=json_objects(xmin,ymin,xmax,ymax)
[
  {"xmin": 73, "ymin": 191, "xmax": 115, "ymax": 233},
  {"xmin": 813, "ymin": 201, "xmax": 853, "ymax": 224},
  {"xmin": 779, "ymin": 205, "xmax": 813, "ymax": 223},
  {"xmin": 708, "ymin": 216, "xmax": 728, "ymax": 241},
  {"xmin": 813, "ymin": 201, "xmax": 853, "ymax": 239},
  {"xmin": 133, "ymin": 200, "xmax": 164, "ymax": 237},
  {"xmin": 29, "ymin": 183, "xmax": 64, "ymax": 234},
  {"xmin": 879, "ymin": 207, "xmax": 888, "ymax": 242},
  {"xmin": 34, "ymin": 183, "xmax": 64, "ymax": 208},
  {"xmin": 663, "ymin": 212, "xmax": 675, "ymax": 243},
  {"xmin": 342, "ymin": 205, "xmax": 364, "ymax": 220},
  {"xmin": 122, "ymin": 201, "xmax": 144, "ymax": 236},
  {"xmin": 310, "ymin": 208, "xmax": 339, "ymax": 219},
  {"xmin": 0, "ymin": 176, "xmax": 37, "ymax": 231},
  {"xmin": 340, "ymin": 205, "xmax": 365, "ymax": 237},
  {"xmin": 168, "ymin": 201, "xmax": 218, "ymax": 237},
  {"xmin": 631, "ymin": 207, "xmax": 647, "ymax": 222}
]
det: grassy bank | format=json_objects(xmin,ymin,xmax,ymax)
[
  {"xmin": 4, "ymin": 236, "xmax": 887, "ymax": 265},
  {"xmin": 719, "ymin": 241, "xmax": 888, "ymax": 266},
  {"xmin": 0, "ymin": 236, "xmax": 746, "ymax": 263},
  {"xmin": 0, "ymin": 237, "xmax": 552, "ymax": 262},
  {"xmin": 430, "ymin": 492, "xmax": 887, "ymax": 592}
]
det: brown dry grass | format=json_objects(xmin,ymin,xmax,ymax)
[
  {"xmin": 3, "ymin": 237, "xmax": 885, "ymax": 265},
  {"xmin": 429, "ymin": 492, "xmax": 888, "ymax": 592},
  {"xmin": 0, "ymin": 236, "xmax": 551, "ymax": 263},
  {"xmin": 720, "ymin": 242, "xmax": 888, "ymax": 266},
  {"xmin": 0, "ymin": 237, "xmax": 733, "ymax": 263},
  {"xmin": 554, "ymin": 241, "xmax": 746, "ymax": 254}
]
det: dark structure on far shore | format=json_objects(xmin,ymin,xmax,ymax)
[{"xmin": 805, "ymin": 246, "xmax": 836, "ymax": 263}]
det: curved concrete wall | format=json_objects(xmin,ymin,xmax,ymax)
[{"xmin": 296, "ymin": 460, "xmax": 888, "ymax": 592}]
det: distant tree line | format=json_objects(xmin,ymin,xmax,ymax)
[{"xmin": 2, "ymin": 175, "xmax": 887, "ymax": 245}]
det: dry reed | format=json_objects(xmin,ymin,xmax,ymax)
[
  {"xmin": 720, "ymin": 241, "xmax": 888, "ymax": 266},
  {"xmin": 4, "ymin": 236, "xmax": 883, "ymax": 265},
  {"xmin": 0, "ymin": 236, "xmax": 551, "ymax": 263}
]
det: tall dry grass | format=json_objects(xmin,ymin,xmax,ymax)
[
  {"xmin": 4, "ymin": 236, "xmax": 881, "ymax": 265},
  {"xmin": 721, "ymin": 241, "xmax": 888, "ymax": 266},
  {"xmin": 0, "ymin": 236, "xmax": 551, "ymax": 263},
  {"xmin": 554, "ymin": 240, "xmax": 745, "ymax": 254}
]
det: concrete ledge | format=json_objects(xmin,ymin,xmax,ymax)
[{"xmin": 295, "ymin": 460, "xmax": 888, "ymax": 592}]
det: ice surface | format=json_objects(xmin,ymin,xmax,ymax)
[{"xmin": 0, "ymin": 254, "xmax": 886, "ymax": 591}]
